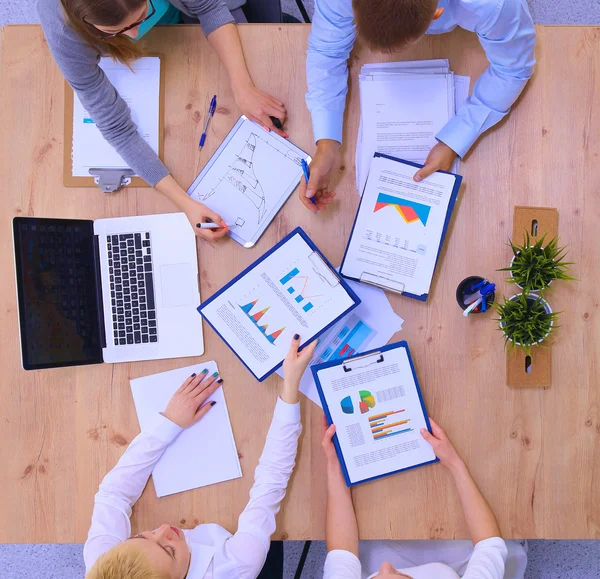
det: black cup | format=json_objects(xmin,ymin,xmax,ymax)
[{"xmin": 456, "ymin": 276, "xmax": 495, "ymax": 314}]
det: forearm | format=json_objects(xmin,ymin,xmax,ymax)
[
  {"xmin": 326, "ymin": 461, "xmax": 358, "ymax": 556},
  {"xmin": 207, "ymin": 23, "xmax": 253, "ymax": 92},
  {"xmin": 451, "ymin": 461, "xmax": 501, "ymax": 544},
  {"xmin": 155, "ymin": 174, "xmax": 196, "ymax": 211}
]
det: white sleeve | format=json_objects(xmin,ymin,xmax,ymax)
[
  {"xmin": 225, "ymin": 398, "xmax": 302, "ymax": 578},
  {"xmin": 83, "ymin": 415, "xmax": 182, "ymax": 571},
  {"xmin": 323, "ymin": 550, "xmax": 362, "ymax": 579},
  {"xmin": 462, "ymin": 537, "xmax": 508, "ymax": 579}
]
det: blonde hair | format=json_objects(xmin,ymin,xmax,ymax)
[{"xmin": 86, "ymin": 541, "xmax": 167, "ymax": 579}]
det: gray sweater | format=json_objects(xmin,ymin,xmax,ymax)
[{"xmin": 38, "ymin": 0, "xmax": 243, "ymax": 186}]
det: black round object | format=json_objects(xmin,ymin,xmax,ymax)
[{"xmin": 456, "ymin": 276, "xmax": 495, "ymax": 314}]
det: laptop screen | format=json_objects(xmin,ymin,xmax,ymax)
[{"xmin": 13, "ymin": 217, "xmax": 104, "ymax": 370}]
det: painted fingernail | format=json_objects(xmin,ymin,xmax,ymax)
[
  {"xmin": 294, "ymin": 333, "xmax": 300, "ymax": 340},
  {"xmin": 201, "ymin": 369, "xmax": 208, "ymax": 374},
  {"xmin": 217, "ymin": 378, "xmax": 223, "ymax": 384},
  {"xmin": 191, "ymin": 373, "xmax": 197, "ymax": 377},
  {"xmin": 212, "ymin": 372, "xmax": 218, "ymax": 377},
  {"xmin": 263, "ymin": 125, "xmax": 271, "ymax": 132},
  {"xmin": 210, "ymin": 401, "xmax": 217, "ymax": 407},
  {"xmin": 283, "ymin": 133, "xmax": 289, "ymax": 138}
]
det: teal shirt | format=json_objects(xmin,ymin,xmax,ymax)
[{"xmin": 136, "ymin": 0, "xmax": 181, "ymax": 39}]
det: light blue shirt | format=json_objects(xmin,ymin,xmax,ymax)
[{"xmin": 306, "ymin": 0, "xmax": 536, "ymax": 158}]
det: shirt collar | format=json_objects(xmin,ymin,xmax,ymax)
[{"xmin": 185, "ymin": 541, "xmax": 216, "ymax": 579}]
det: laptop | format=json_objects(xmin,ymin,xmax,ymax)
[{"xmin": 13, "ymin": 213, "xmax": 203, "ymax": 370}]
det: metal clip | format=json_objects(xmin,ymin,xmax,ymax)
[{"xmin": 88, "ymin": 168, "xmax": 135, "ymax": 193}]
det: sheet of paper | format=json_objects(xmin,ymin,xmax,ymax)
[
  {"xmin": 72, "ymin": 57, "xmax": 160, "ymax": 177},
  {"xmin": 276, "ymin": 278, "xmax": 404, "ymax": 406},
  {"xmin": 188, "ymin": 116, "xmax": 309, "ymax": 247},
  {"xmin": 130, "ymin": 361, "xmax": 241, "ymax": 498},
  {"xmin": 200, "ymin": 232, "xmax": 357, "ymax": 380},
  {"xmin": 357, "ymin": 73, "xmax": 454, "ymax": 194},
  {"xmin": 316, "ymin": 346, "xmax": 436, "ymax": 484},
  {"xmin": 342, "ymin": 155, "xmax": 457, "ymax": 297}
]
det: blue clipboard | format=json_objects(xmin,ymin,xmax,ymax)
[
  {"xmin": 198, "ymin": 227, "xmax": 361, "ymax": 382},
  {"xmin": 311, "ymin": 341, "xmax": 439, "ymax": 487},
  {"xmin": 339, "ymin": 154, "xmax": 462, "ymax": 301}
]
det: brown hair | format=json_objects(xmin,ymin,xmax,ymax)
[
  {"xmin": 352, "ymin": 0, "xmax": 438, "ymax": 51},
  {"xmin": 60, "ymin": 0, "xmax": 146, "ymax": 64},
  {"xmin": 86, "ymin": 542, "xmax": 167, "ymax": 579}
]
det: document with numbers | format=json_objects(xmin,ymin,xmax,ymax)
[{"xmin": 312, "ymin": 341, "xmax": 437, "ymax": 486}]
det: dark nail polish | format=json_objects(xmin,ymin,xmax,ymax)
[
  {"xmin": 293, "ymin": 333, "xmax": 300, "ymax": 340},
  {"xmin": 210, "ymin": 401, "xmax": 217, "ymax": 406},
  {"xmin": 217, "ymin": 378, "xmax": 223, "ymax": 384},
  {"xmin": 195, "ymin": 223, "xmax": 202, "ymax": 228},
  {"xmin": 191, "ymin": 373, "xmax": 197, "ymax": 378}
]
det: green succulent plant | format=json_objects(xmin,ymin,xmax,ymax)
[
  {"xmin": 495, "ymin": 293, "xmax": 559, "ymax": 355},
  {"xmin": 498, "ymin": 233, "xmax": 576, "ymax": 292}
]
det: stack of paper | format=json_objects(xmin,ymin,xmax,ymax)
[
  {"xmin": 356, "ymin": 59, "xmax": 470, "ymax": 194},
  {"xmin": 130, "ymin": 362, "xmax": 241, "ymax": 498}
]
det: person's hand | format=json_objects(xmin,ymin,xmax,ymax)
[
  {"xmin": 414, "ymin": 141, "xmax": 457, "ymax": 182},
  {"xmin": 321, "ymin": 414, "xmax": 339, "ymax": 465},
  {"xmin": 420, "ymin": 418, "xmax": 464, "ymax": 471},
  {"xmin": 162, "ymin": 369, "xmax": 222, "ymax": 429},
  {"xmin": 182, "ymin": 197, "xmax": 229, "ymax": 241},
  {"xmin": 282, "ymin": 334, "xmax": 317, "ymax": 385},
  {"xmin": 233, "ymin": 81, "xmax": 288, "ymax": 137},
  {"xmin": 298, "ymin": 140, "xmax": 339, "ymax": 212}
]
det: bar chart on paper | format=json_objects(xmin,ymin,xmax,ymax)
[
  {"xmin": 239, "ymin": 299, "xmax": 285, "ymax": 344},
  {"xmin": 314, "ymin": 313, "xmax": 377, "ymax": 365},
  {"xmin": 279, "ymin": 266, "xmax": 324, "ymax": 313},
  {"xmin": 368, "ymin": 409, "xmax": 412, "ymax": 441}
]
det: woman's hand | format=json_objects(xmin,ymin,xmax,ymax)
[
  {"xmin": 162, "ymin": 369, "xmax": 222, "ymax": 429},
  {"xmin": 321, "ymin": 414, "xmax": 339, "ymax": 466},
  {"xmin": 280, "ymin": 334, "xmax": 317, "ymax": 403},
  {"xmin": 420, "ymin": 418, "xmax": 464, "ymax": 472},
  {"xmin": 233, "ymin": 81, "xmax": 288, "ymax": 137},
  {"xmin": 182, "ymin": 197, "xmax": 229, "ymax": 242}
]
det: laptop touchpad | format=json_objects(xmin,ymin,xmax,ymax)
[{"xmin": 160, "ymin": 263, "xmax": 194, "ymax": 307}]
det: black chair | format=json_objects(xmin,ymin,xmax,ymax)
[
  {"xmin": 257, "ymin": 540, "xmax": 283, "ymax": 579},
  {"xmin": 242, "ymin": 0, "xmax": 311, "ymax": 23}
]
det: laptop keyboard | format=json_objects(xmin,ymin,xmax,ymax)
[{"xmin": 106, "ymin": 232, "xmax": 158, "ymax": 346}]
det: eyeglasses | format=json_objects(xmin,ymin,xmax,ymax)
[{"xmin": 86, "ymin": 0, "xmax": 156, "ymax": 39}]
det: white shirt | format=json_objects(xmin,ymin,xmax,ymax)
[
  {"xmin": 83, "ymin": 397, "xmax": 302, "ymax": 578},
  {"xmin": 324, "ymin": 538, "xmax": 512, "ymax": 579}
]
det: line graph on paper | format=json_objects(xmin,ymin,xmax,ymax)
[{"xmin": 188, "ymin": 117, "xmax": 307, "ymax": 245}]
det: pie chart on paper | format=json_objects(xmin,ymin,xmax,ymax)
[{"xmin": 359, "ymin": 390, "xmax": 376, "ymax": 414}]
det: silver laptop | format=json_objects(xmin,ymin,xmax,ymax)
[{"xmin": 13, "ymin": 213, "xmax": 203, "ymax": 370}]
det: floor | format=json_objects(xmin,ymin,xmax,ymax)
[{"xmin": 1, "ymin": 0, "xmax": 599, "ymax": 578}]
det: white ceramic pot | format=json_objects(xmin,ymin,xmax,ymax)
[{"xmin": 499, "ymin": 293, "xmax": 554, "ymax": 347}]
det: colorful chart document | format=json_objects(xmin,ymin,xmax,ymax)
[
  {"xmin": 199, "ymin": 228, "xmax": 360, "ymax": 381},
  {"xmin": 312, "ymin": 342, "xmax": 437, "ymax": 486},
  {"xmin": 340, "ymin": 154, "xmax": 461, "ymax": 300}
]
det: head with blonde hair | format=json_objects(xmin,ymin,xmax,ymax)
[{"xmin": 86, "ymin": 524, "xmax": 191, "ymax": 579}]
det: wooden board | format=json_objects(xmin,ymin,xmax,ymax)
[
  {"xmin": 1, "ymin": 24, "xmax": 600, "ymax": 543},
  {"xmin": 63, "ymin": 55, "xmax": 166, "ymax": 188},
  {"xmin": 505, "ymin": 206, "xmax": 558, "ymax": 387}
]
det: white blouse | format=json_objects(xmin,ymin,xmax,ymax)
[
  {"xmin": 324, "ymin": 537, "xmax": 511, "ymax": 579},
  {"xmin": 83, "ymin": 397, "xmax": 301, "ymax": 578}
]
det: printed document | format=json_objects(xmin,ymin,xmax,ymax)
[
  {"xmin": 341, "ymin": 155, "xmax": 458, "ymax": 298},
  {"xmin": 315, "ymin": 345, "xmax": 436, "ymax": 484},
  {"xmin": 71, "ymin": 57, "xmax": 161, "ymax": 177},
  {"xmin": 130, "ymin": 361, "xmax": 241, "ymax": 498}
]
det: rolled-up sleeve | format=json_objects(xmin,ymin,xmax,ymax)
[{"xmin": 436, "ymin": 0, "xmax": 536, "ymax": 157}]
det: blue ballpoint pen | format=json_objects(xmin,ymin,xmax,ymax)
[
  {"xmin": 199, "ymin": 95, "xmax": 217, "ymax": 150},
  {"xmin": 301, "ymin": 159, "xmax": 318, "ymax": 212}
]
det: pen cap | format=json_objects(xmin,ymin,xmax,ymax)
[{"xmin": 199, "ymin": 134, "xmax": 207, "ymax": 147}]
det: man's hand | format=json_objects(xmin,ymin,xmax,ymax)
[
  {"xmin": 414, "ymin": 141, "xmax": 457, "ymax": 182},
  {"xmin": 298, "ymin": 140, "xmax": 339, "ymax": 212},
  {"xmin": 233, "ymin": 81, "xmax": 288, "ymax": 138}
]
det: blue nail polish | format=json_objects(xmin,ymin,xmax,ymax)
[
  {"xmin": 212, "ymin": 372, "xmax": 218, "ymax": 378},
  {"xmin": 293, "ymin": 333, "xmax": 300, "ymax": 340},
  {"xmin": 210, "ymin": 401, "xmax": 217, "ymax": 407},
  {"xmin": 201, "ymin": 369, "xmax": 208, "ymax": 374},
  {"xmin": 217, "ymin": 378, "xmax": 223, "ymax": 384}
]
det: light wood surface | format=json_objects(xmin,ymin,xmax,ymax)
[{"xmin": 1, "ymin": 24, "xmax": 599, "ymax": 543}]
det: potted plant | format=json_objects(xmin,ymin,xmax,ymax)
[
  {"xmin": 495, "ymin": 292, "xmax": 559, "ymax": 355},
  {"xmin": 499, "ymin": 233, "xmax": 576, "ymax": 292}
]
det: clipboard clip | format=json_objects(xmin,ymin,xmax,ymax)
[
  {"xmin": 309, "ymin": 251, "xmax": 339, "ymax": 287},
  {"xmin": 360, "ymin": 272, "xmax": 405, "ymax": 295},
  {"xmin": 343, "ymin": 350, "xmax": 384, "ymax": 372},
  {"xmin": 89, "ymin": 168, "xmax": 135, "ymax": 193}
]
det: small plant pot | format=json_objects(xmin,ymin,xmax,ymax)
[
  {"xmin": 499, "ymin": 293, "xmax": 554, "ymax": 347},
  {"xmin": 509, "ymin": 252, "xmax": 553, "ymax": 292},
  {"xmin": 455, "ymin": 276, "xmax": 495, "ymax": 314}
]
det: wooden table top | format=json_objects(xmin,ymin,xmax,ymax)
[{"xmin": 1, "ymin": 24, "xmax": 599, "ymax": 543}]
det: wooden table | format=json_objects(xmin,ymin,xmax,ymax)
[{"xmin": 1, "ymin": 24, "xmax": 599, "ymax": 543}]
